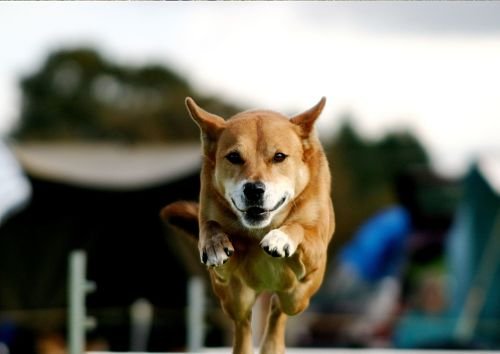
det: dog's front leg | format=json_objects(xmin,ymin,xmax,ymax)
[
  {"xmin": 199, "ymin": 220, "xmax": 234, "ymax": 267},
  {"xmin": 260, "ymin": 223, "xmax": 304, "ymax": 258},
  {"xmin": 212, "ymin": 277, "xmax": 257, "ymax": 354}
]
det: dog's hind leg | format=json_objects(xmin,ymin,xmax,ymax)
[
  {"xmin": 260, "ymin": 294, "xmax": 287, "ymax": 354},
  {"xmin": 212, "ymin": 276, "xmax": 257, "ymax": 354},
  {"xmin": 260, "ymin": 275, "xmax": 323, "ymax": 354}
]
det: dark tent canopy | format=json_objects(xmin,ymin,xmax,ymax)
[{"xmin": 0, "ymin": 143, "xmax": 204, "ymax": 351}]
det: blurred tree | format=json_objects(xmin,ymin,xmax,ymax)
[
  {"xmin": 326, "ymin": 118, "xmax": 430, "ymax": 253},
  {"xmin": 14, "ymin": 48, "xmax": 240, "ymax": 142},
  {"xmin": 14, "ymin": 47, "xmax": 434, "ymax": 260}
]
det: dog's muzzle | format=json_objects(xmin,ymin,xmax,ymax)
[
  {"xmin": 231, "ymin": 194, "xmax": 287, "ymax": 226},
  {"xmin": 228, "ymin": 180, "xmax": 292, "ymax": 228}
]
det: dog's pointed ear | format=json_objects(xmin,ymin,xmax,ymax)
[
  {"xmin": 290, "ymin": 97, "xmax": 326, "ymax": 137},
  {"xmin": 185, "ymin": 97, "xmax": 226, "ymax": 142}
]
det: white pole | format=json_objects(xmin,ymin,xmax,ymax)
[
  {"xmin": 187, "ymin": 276, "xmax": 205, "ymax": 352},
  {"xmin": 68, "ymin": 250, "xmax": 86, "ymax": 354},
  {"xmin": 68, "ymin": 250, "xmax": 96, "ymax": 354},
  {"xmin": 130, "ymin": 298, "xmax": 154, "ymax": 351}
]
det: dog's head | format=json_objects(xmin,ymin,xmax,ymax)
[{"xmin": 186, "ymin": 97, "xmax": 325, "ymax": 229}]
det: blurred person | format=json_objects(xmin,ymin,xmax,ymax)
[
  {"xmin": 35, "ymin": 333, "xmax": 65, "ymax": 354},
  {"xmin": 35, "ymin": 332, "xmax": 109, "ymax": 354},
  {"xmin": 0, "ymin": 320, "xmax": 14, "ymax": 354},
  {"xmin": 0, "ymin": 141, "xmax": 31, "ymax": 225},
  {"xmin": 302, "ymin": 206, "xmax": 412, "ymax": 347}
]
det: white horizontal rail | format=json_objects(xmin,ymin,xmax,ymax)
[{"xmin": 88, "ymin": 349, "xmax": 500, "ymax": 354}]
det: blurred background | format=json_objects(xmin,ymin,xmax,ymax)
[{"xmin": 0, "ymin": 2, "xmax": 500, "ymax": 353}]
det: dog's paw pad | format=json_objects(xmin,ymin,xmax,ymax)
[
  {"xmin": 200, "ymin": 233, "xmax": 234, "ymax": 267},
  {"xmin": 260, "ymin": 229, "xmax": 296, "ymax": 258}
]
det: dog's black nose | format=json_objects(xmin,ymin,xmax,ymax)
[{"xmin": 243, "ymin": 182, "xmax": 265, "ymax": 202}]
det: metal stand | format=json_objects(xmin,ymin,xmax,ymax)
[{"xmin": 68, "ymin": 250, "xmax": 96, "ymax": 354}]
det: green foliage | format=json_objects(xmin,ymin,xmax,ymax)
[
  {"xmin": 14, "ymin": 48, "xmax": 240, "ymax": 142},
  {"xmin": 326, "ymin": 119, "xmax": 430, "ymax": 252}
]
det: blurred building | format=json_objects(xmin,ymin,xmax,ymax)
[{"xmin": 0, "ymin": 142, "xmax": 210, "ymax": 352}]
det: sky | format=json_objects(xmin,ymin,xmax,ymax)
[{"xmin": 1, "ymin": 2, "xmax": 500, "ymax": 177}]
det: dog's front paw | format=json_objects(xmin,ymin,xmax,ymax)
[
  {"xmin": 200, "ymin": 233, "xmax": 234, "ymax": 267},
  {"xmin": 260, "ymin": 229, "xmax": 297, "ymax": 258}
]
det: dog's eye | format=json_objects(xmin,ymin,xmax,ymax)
[
  {"xmin": 226, "ymin": 151, "xmax": 244, "ymax": 165},
  {"xmin": 273, "ymin": 152, "xmax": 288, "ymax": 163}
]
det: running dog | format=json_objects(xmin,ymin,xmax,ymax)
[{"xmin": 162, "ymin": 97, "xmax": 334, "ymax": 354}]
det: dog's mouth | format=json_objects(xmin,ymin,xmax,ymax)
[
  {"xmin": 231, "ymin": 196, "xmax": 286, "ymax": 216},
  {"xmin": 245, "ymin": 207, "xmax": 268, "ymax": 218},
  {"xmin": 231, "ymin": 196, "xmax": 287, "ymax": 220}
]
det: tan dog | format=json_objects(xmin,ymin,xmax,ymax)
[{"xmin": 162, "ymin": 97, "xmax": 334, "ymax": 354}]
